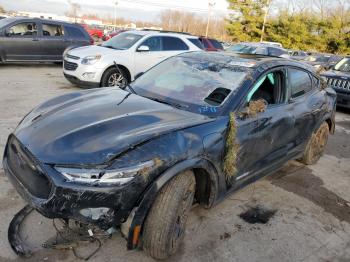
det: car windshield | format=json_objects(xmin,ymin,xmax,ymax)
[
  {"xmin": 228, "ymin": 44, "xmax": 268, "ymax": 55},
  {"xmin": 0, "ymin": 18, "xmax": 12, "ymax": 28},
  {"xmin": 304, "ymin": 55, "xmax": 330, "ymax": 62},
  {"xmin": 131, "ymin": 55, "xmax": 250, "ymax": 116},
  {"xmin": 334, "ymin": 58, "xmax": 350, "ymax": 72},
  {"xmin": 101, "ymin": 32, "xmax": 143, "ymax": 50}
]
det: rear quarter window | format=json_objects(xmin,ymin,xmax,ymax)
[
  {"xmin": 161, "ymin": 36, "xmax": 189, "ymax": 51},
  {"xmin": 210, "ymin": 39, "xmax": 223, "ymax": 49},
  {"xmin": 65, "ymin": 26, "xmax": 87, "ymax": 39},
  {"xmin": 289, "ymin": 68, "xmax": 313, "ymax": 98},
  {"xmin": 188, "ymin": 38, "xmax": 204, "ymax": 49}
]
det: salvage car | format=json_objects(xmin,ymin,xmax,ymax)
[
  {"xmin": 0, "ymin": 17, "xmax": 92, "ymax": 63},
  {"xmin": 3, "ymin": 52, "xmax": 336, "ymax": 259},
  {"xmin": 322, "ymin": 56, "xmax": 350, "ymax": 108},
  {"xmin": 63, "ymin": 30, "xmax": 202, "ymax": 88}
]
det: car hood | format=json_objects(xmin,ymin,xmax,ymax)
[
  {"xmin": 14, "ymin": 89, "xmax": 210, "ymax": 166},
  {"xmin": 321, "ymin": 70, "xmax": 350, "ymax": 79},
  {"xmin": 68, "ymin": 45, "xmax": 118, "ymax": 57}
]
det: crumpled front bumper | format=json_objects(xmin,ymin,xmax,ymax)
[{"xmin": 3, "ymin": 137, "xmax": 143, "ymax": 229}]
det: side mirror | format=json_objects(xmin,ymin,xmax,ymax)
[{"xmin": 137, "ymin": 45, "xmax": 150, "ymax": 52}]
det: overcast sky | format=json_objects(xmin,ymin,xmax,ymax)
[{"xmin": 0, "ymin": 0, "xmax": 229, "ymax": 21}]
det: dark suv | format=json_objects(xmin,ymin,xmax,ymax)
[
  {"xmin": 0, "ymin": 17, "xmax": 92, "ymax": 63},
  {"xmin": 322, "ymin": 57, "xmax": 350, "ymax": 108}
]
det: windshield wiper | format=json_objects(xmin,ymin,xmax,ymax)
[{"xmin": 125, "ymin": 84, "xmax": 137, "ymax": 95}]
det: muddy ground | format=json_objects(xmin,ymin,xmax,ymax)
[{"xmin": 0, "ymin": 64, "xmax": 349, "ymax": 262}]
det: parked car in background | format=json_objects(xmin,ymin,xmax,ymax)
[
  {"xmin": 289, "ymin": 50, "xmax": 308, "ymax": 61},
  {"xmin": 81, "ymin": 24, "xmax": 104, "ymax": 41},
  {"xmin": 322, "ymin": 57, "xmax": 350, "ymax": 108},
  {"xmin": 303, "ymin": 54, "xmax": 343, "ymax": 71},
  {"xmin": 199, "ymin": 37, "xmax": 223, "ymax": 51},
  {"xmin": 4, "ymin": 52, "xmax": 336, "ymax": 260},
  {"xmin": 0, "ymin": 17, "xmax": 92, "ymax": 63},
  {"xmin": 102, "ymin": 29, "xmax": 129, "ymax": 41},
  {"xmin": 227, "ymin": 42, "xmax": 289, "ymax": 58},
  {"xmin": 63, "ymin": 30, "xmax": 203, "ymax": 88}
]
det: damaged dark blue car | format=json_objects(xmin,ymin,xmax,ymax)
[{"xmin": 3, "ymin": 52, "xmax": 336, "ymax": 259}]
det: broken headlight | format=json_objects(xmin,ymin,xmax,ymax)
[{"xmin": 55, "ymin": 160, "xmax": 155, "ymax": 185}]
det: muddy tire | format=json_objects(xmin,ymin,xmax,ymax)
[
  {"xmin": 299, "ymin": 122, "xmax": 329, "ymax": 165},
  {"xmin": 101, "ymin": 67, "xmax": 129, "ymax": 88},
  {"xmin": 143, "ymin": 170, "xmax": 196, "ymax": 260}
]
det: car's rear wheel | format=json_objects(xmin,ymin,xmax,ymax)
[
  {"xmin": 299, "ymin": 122, "xmax": 329, "ymax": 165},
  {"xmin": 101, "ymin": 67, "xmax": 128, "ymax": 88},
  {"xmin": 143, "ymin": 170, "xmax": 196, "ymax": 260}
]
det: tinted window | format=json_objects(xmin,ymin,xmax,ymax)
[
  {"xmin": 210, "ymin": 39, "xmax": 223, "ymax": 49},
  {"xmin": 201, "ymin": 39, "xmax": 210, "ymax": 48},
  {"xmin": 42, "ymin": 23, "xmax": 64, "ymax": 37},
  {"xmin": 188, "ymin": 38, "xmax": 204, "ymax": 49},
  {"xmin": 66, "ymin": 26, "xmax": 86, "ymax": 39},
  {"xmin": 289, "ymin": 69, "xmax": 312, "ymax": 98},
  {"xmin": 162, "ymin": 36, "xmax": 189, "ymax": 51},
  {"xmin": 7, "ymin": 22, "xmax": 37, "ymax": 36},
  {"xmin": 140, "ymin": 36, "xmax": 161, "ymax": 51}
]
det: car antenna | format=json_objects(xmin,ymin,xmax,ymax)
[{"xmin": 113, "ymin": 61, "xmax": 137, "ymax": 94}]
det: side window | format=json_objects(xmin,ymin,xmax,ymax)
[
  {"xmin": 42, "ymin": 24, "xmax": 64, "ymax": 37},
  {"xmin": 65, "ymin": 26, "xmax": 86, "ymax": 39},
  {"xmin": 202, "ymin": 39, "xmax": 210, "ymax": 48},
  {"xmin": 210, "ymin": 39, "xmax": 223, "ymax": 49},
  {"xmin": 161, "ymin": 36, "xmax": 189, "ymax": 51},
  {"xmin": 188, "ymin": 38, "xmax": 204, "ymax": 49},
  {"xmin": 268, "ymin": 47, "xmax": 282, "ymax": 57},
  {"xmin": 247, "ymin": 70, "xmax": 286, "ymax": 105},
  {"xmin": 289, "ymin": 69, "xmax": 313, "ymax": 98},
  {"xmin": 7, "ymin": 22, "xmax": 37, "ymax": 37},
  {"xmin": 140, "ymin": 36, "xmax": 161, "ymax": 51}
]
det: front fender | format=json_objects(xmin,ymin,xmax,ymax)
[{"xmin": 122, "ymin": 157, "xmax": 219, "ymax": 250}]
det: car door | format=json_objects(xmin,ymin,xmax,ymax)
[
  {"xmin": 2, "ymin": 20, "xmax": 42, "ymax": 61},
  {"xmin": 40, "ymin": 22, "xmax": 67, "ymax": 61},
  {"xmin": 285, "ymin": 67, "xmax": 325, "ymax": 152},
  {"xmin": 238, "ymin": 68, "xmax": 298, "ymax": 175},
  {"xmin": 133, "ymin": 36, "xmax": 164, "ymax": 75}
]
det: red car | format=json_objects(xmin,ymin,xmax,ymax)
[
  {"xmin": 80, "ymin": 24, "xmax": 104, "ymax": 41},
  {"xmin": 199, "ymin": 37, "xmax": 224, "ymax": 51},
  {"xmin": 103, "ymin": 29, "xmax": 128, "ymax": 41}
]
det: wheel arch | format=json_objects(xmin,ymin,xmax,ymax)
[
  {"xmin": 122, "ymin": 157, "xmax": 219, "ymax": 250},
  {"xmin": 100, "ymin": 64, "xmax": 131, "ymax": 86}
]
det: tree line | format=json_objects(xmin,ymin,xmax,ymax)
[{"xmin": 227, "ymin": 0, "xmax": 350, "ymax": 54}]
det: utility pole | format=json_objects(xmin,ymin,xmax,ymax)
[
  {"xmin": 205, "ymin": 0, "xmax": 216, "ymax": 37},
  {"xmin": 114, "ymin": 1, "xmax": 118, "ymax": 26},
  {"xmin": 260, "ymin": 0, "xmax": 272, "ymax": 42}
]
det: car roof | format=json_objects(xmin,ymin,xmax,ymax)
[
  {"xmin": 125, "ymin": 30, "xmax": 198, "ymax": 38},
  {"xmin": 178, "ymin": 51, "xmax": 315, "ymax": 72},
  {"xmin": 0, "ymin": 17, "xmax": 80, "ymax": 27}
]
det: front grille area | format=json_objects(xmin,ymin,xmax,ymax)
[
  {"xmin": 64, "ymin": 60, "xmax": 78, "ymax": 71},
  {"xmin": 6, "ymin": 136, "xmax": 52, "ymax": 199},
  {"xmin": 326, "ymin": 77, "xmax": 350, "ymax": 91},
  {"xmin": 66, "ymin": 54, "xmax": 80, "ymax": 60}
]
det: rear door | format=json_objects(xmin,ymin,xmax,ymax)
[
  {"xmin": 40, "ymin": 22, "xmax": 67, "ymax": 61},
  {"xmin": 2, "ymin": 20, "xmax": 42, "ymax": 61}
]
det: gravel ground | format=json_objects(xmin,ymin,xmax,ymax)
[{"xmin": 0, "ymin": 64, "xmax": 349, "ymax": 262}]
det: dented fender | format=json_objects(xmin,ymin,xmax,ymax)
[{"xmin": 123, "ymin": 157, "xmax": 219, "ymax": 249}]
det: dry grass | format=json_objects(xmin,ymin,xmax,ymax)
[{"xmin": 223, "ymin": 113, "xmax": 240, "ymax": 178}]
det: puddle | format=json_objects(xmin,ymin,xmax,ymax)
[
  {"xmin": 269, "ymin": 166, "xmax": 350, "ymax": 223},
  {"xmin": 239, "ymin": 205, "xmax": 277, "ymax": 224}
]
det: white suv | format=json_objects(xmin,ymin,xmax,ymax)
[{"xmin": 63, "ymin": 30, "xmax": 203, "ymax": 88}]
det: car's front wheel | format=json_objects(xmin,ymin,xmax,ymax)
[
  {"xmin": 101, "ymin": 67, "xmax": 129, "ymax": 88},
  {"xmin": 299, "ymin": 122, "xmax": 329, "ymax": 165},
  {"xmin": 143, "ymin": 170, "xmax": 196, "ymax": 260}
]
